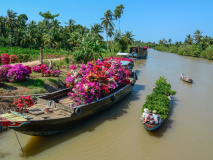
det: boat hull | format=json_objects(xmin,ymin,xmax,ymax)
[
  {"xmin": 143, "ymin": 120, "xmax": 164, "ymax": 131},
  {"xmin": 6, "ymin": 81, "xmax": 135, "ymax": 136},
  {"xmin": 180, "ymin": 76, "xmax": 193, "ymax": 83}
]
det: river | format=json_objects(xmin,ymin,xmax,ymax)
[{"xmin": 0, "ymin": 49, "xmax": 213, "ymax": 160}]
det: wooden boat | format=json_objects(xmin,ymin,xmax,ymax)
[
  {"xmin": 0, "ymin": 78, "xmax": 136, "ymax": 136},
  {"xmin": 141, "ymin": 77, "xmax": 176, "ymax": 131},
  {"xmin": 129, "ymin": 47, "xmax": 148, "ymax": 59},
  {"xmin": 180, "ymin": 75, "xmax": 193, "ymax": 83}
]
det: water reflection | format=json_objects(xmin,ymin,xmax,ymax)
[
  {"xmin": 179, "ymin": 79, "xmax": 193, "ymax": 86},
  {"xmin": 0, "ymin": 151, "xmax": 10, "ymax": 159}
]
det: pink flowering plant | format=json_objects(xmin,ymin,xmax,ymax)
[
  {"xmin": 44, "ymin": 70, "xmax": 61, "ymax": 77},
  {"xmin": 66, "ymin": 59, "xmax": 131, "ymax": 107},
  {"xmin": 0, "ymin": 64, "xmax": 12, "ymax": 82},
  {"xmin": 6, "ymin": 64, "xmax": 30, "ymax": 82},
  {"xmin": 32, "ymin": 64, "xmax": 48, "ymax": 73},
  {"xmin": 0, "ymin": 64, "xmax": 30, "ymax": 82}
]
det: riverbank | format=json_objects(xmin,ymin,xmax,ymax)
[{"xmin": 152, "ymin": 44, "xmax": 213, "ymax": 60}]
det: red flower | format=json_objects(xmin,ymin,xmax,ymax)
[
  {"xmin": 17, "ymin": 103, "xmax": 24, "ymax": 107},
  {"xmin": 25, "ymin": 66, "xmax": 32, "ymax": 73},
  {"xmin": 1, "ymin": 53, "xmax": 10, "ymax": 64}
]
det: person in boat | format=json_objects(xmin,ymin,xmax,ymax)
[
  {"xmin": 144, "ymin": 110, "xmax": 155, "ymax": 125},
  {"xmin": 152, "ymin": 110, "xmax": 161, "ymax": 125},
  {"xmin": 49, "ymin": 60, "xmax": 53, "ymax": 70},
  {"xmin": 141, "ymin": 108, "xmax": 149, "ymax": 123},
  {"xmin": 152, "ymin": 85, "xmax": 157, "ymax": 91},
  {"xmin": 181, "ymin": 73, "xmax": 184, "ymax": 77},
  {"xmin": 168, "ymin": 93, "xmax": 171, "ymax": 101}
]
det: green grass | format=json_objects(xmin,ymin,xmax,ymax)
[
  {"xmin": 6, "ymin": 78, "xmax": 45, "ymax": 89},
  {"xmin": 2, "ymin": 71, "xmax": 67, "ymax": 95}
]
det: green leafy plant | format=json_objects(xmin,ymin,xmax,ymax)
[{"xmin": 141, "ymin": 77, "xmax": 176, "ymax": 119}]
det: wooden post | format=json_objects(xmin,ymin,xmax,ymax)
[{"xmin": 40, "ymin": 47, "xmax": 43, "ymax": 64}]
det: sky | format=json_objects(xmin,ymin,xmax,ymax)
[{"xmin": 1, "ymin": 0, "xmax": 213, "ymax": 43}]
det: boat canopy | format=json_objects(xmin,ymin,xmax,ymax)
[
  {"xmin": 121, "ymin": 60, "xmax": 132, "ymax": 66},
  {"xmin": 116, "ymin": 52, "xmax": 129, "ymax": 56}
]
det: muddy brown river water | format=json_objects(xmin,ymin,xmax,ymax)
[{"xmin": 0, "ymin": 49, "xmax": 213, "ymax": 160}]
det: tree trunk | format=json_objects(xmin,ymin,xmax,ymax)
[
  {"xmin": 48, "ymin": 21, "xmax": 51, "ymax": 49},
  {"xmin": 106, "ymin": 27, "xmax": 108, "ymax": 50},
  {"xmin": 119, "ymin": 19, "xmax": 120, "ymax": 32},
  {"xmin": 40, "ymin": 47, "xmax": 43, "ymax": 64},
  {"xmin": 10, "ymin": 27, "xmax": 12, "ymax": 47}
]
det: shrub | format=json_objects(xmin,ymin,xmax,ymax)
[
  {"xmin": 32, "ymin": 64, "xmax": 48, "ymax": 73},
  {"xmin": 190, "ymin": 44, "xmax": 201, "ymax": 57},
  {"xmin": 201, "ymin": 46, "xmax": 213, "ymax": 60},
  {"xmin": 22, "ymin": 54, "xmax": 30, "ymax": 62},
  {"xmin": 0, "ymin": 64, "xmax": 12, "ymax": 82},
  {"xmin": 6, "ymin": 64, "xmax": 30, "ymax": 82},
  {"xmin": 169, "ymin": 46, "xmax": 179, "ymax": 53},
  {"xmin": 17, "ymin": 54, "xmax": 23, "ymax": 62},
  {"xmin": 1, "ymin": 53, "xmax": 10, "ymax": 64},
  {"xmin": 25, "ymin": 66, "xmax": 32, "ymax": 74},
  {"xmin": 10, "ymin": 54, "xmax": 18, "ymax": 63},
  {"xmin": 44, "ymin": 70, "xmax": 61, "ymax": 77}
]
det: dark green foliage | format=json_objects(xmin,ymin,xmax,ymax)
[
  {"xmin": 141, "ymin": 77, "xmax": 176, "ymax": 119},
  {"xmin": 153, "ymin": 77, "xmax": 176, "ymax": 96}
]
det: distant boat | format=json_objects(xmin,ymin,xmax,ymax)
[
  {"xmin": 180, "ymin": 75, "xmax": 193, "ymax": 83},
  {"xmin": 129, "ymin": 46, "xmax": 148, "ymax": 59}
]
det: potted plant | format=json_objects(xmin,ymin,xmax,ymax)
[
  {"xmin": 11, "ymin": 100, "xmax": 20, "ymax": 112},
  {"xmin": 11, "ymin": 95, "xmax": 34, "ymax": 113}
]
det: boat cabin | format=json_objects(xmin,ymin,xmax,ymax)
[{"xmin": 130, "ymin": 47, "xmax": 148, "ymax": 59}]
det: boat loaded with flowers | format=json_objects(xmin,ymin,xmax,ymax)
[{"xmin": 0, "ymin": 58, "xmax": 137, "ymax": 136}]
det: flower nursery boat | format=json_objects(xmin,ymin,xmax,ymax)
[
  {"xmin": 0, "ymin": 78, "xmax": 136, "ymax": 136},
  {"xmin": 180, "ymin": 75, "xmax": 193, "ymax": 83}
]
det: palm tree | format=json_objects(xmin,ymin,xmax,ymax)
[
  {"xmin": 168, "ymin": 39, "xmax": 172, "ymax": 46},
  {"xmin": 0, "ymin": 16, "xmax": 6, "ymax": 37},
  {"xmin": 107, "ymin": 27, "xmax": 114, "ymax": 50},
  {"xmin": 65, "ymin": 19, "xmax": 75, "ymax": 33},
  {"xmin": 185, "ymin": 34, "xmax": 193, "ymax": 45},
  {"xmin": 122, "ymin": 31, "xmax": 135, "ymax": 45},
  {"xmin": 162, "ymin": 38, "xmax": 167, "ymax": 44},
  {"xmin": 39, "ymin": 11, "xmax": 59, "ymax": 48},
  {"xmin": 107, "ymin": 27, "xmax": 114, "ymax": 39},
  {"xmin": 114, "ymin": 4, "xmax": 124, "ymax": 32},
  {"xmin": 193, "ymin": 30, "xmax": 203, "ymax": 44},
  {"xmin": 90, "ymin": 23, "xmax": 103, "ymax": 40},
  {"xmin": 6, "ymin": 9, "xmax": 17, "ymax": 46},
  {"xmin": 17, "ymin": 14, "xmax": 28, "ymax": 28},
  {"xmin": 100, "ymin": 10, "xmax": 115, "ymax": 50}
]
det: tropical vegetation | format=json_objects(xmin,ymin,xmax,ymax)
[
  {"xmin": 0, "ymin": 4, "xmax": 137, "ymax": 64},
  {"xmin": 145, "ymin": 30, "xmax": 213, "ymax": 60}
]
